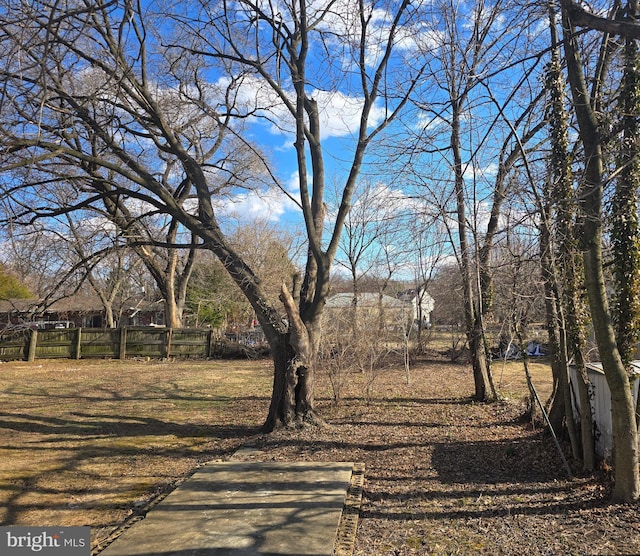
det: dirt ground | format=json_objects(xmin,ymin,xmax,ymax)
[{"xmin": 1, "ymin": 355, "xmax": 639, "ymax": 555}]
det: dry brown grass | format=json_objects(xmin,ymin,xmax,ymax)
[
  {"xmin": 0, "ymin": 358, "xmax": 273, "ymax": 551},
  {"xmin": 1, "ymin": 354, "xmax": 638, "ymax": 555}
]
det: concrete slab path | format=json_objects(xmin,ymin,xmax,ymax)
[{"xmin": 98, "ymin": 461, "xmax": 355, "ymax": 556}]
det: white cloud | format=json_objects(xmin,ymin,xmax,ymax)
[
  {"xmin": 463, "ymin": 161, "xmax": 499, "ymax": 182},
  {"xmin": 79, "ymin": 215, "xmax": 117, "ymax": 236},
  {"xmin": 213, "ymin": 187, "xmax": 299, "ymax": 223},
  {"xmin": 284, "ymin": 170, "xmax": 308, "ymax": 197},
  {"xmin": 314, "ymin": 90, "xmax": 387, "ymax": 139},
  {"xmin": 226, "ymin": 74, "xmax": 387, "ymax": 141},
  {"xmin": 311, "ymin": 0, "xmax": 432, "ymax": 67},
  {"xmin": 416, "ymin": 112, "xmax": 449, "ymax": 133}
]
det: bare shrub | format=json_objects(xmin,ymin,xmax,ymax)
[{"xmin": 319, "ymin": 304, "xmax": 403, "ymax": 403}]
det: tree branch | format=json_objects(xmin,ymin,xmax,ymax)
[{"xmin": 560, "ymin": 0, "xmax": 640, "ymax": 38}]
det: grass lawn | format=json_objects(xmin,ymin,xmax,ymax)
[
  {"xmin": 0, "ymin": 358, "xmax": 273, "ymax": 551},
  {"xmin": 1, "ymin": 354, "xmax": 637, "ymax": 555}
]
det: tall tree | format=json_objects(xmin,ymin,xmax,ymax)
[
  {"xmin": 561, "ymin": 0, "xmax": 640, "ymax": 502},
  {"xmin": 543, "ymin": 0, "xmax": 593, "ymax": 470},
  {"xmin": 186, "ymin": 221, "xmax": 298, "ymax": 329},
  {"xmin": 62, "ymin": 213, "xmax": 142, "ymax": 328},
  {"xmin": 406, "ymin": 0, "xmax": 544, "ymax": 400},
  {"xmin": 334, "ymin": 181, "xmax": 413, "ymax": 334},
  {"xmin": 96, "ymin": 196, "xmax": 199, "ymax": 329},
  {"xmin": 0, "ymin": 0, "xmax": 425, "ymax": 429},
  {"xmin": 612, "ymin": 0, "xmax": 640, "ymax": 367}
]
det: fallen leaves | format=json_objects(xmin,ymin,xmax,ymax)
[{"xmin": 249, "ymin": 359, "xmax": 640, "ymax": 555}]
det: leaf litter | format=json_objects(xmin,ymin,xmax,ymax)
[{"xmin": 248, "ymin": 358, "xmax": 640, "ymax": 556}]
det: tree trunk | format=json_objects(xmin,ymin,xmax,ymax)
[
  {"xmin": 451, "ymin": 99, "xmax": 495, "ymax": 402},
  {"xmin": 164, "ymin": 295, "xmax": 182, "ymax": 328},
  {"xmin": 543, "ymin": 0, "xmax": 588, "ymax": 463},
  {"xmin": 562, "ymin": 4, "xmax": 639, "ymax": 502},
  {"xmin": 468, "ymin": 316, "xmax": 493, "ymax": 401},
  {"xmin": 584, "ymin": 247, "xmax": 638, "ymax": 499},
  {"xmin": 538, "ymin": 186, "xmax": 591, "ymax": 466},
  {"xmin": 349, "ymin": 267, "xmax": 359, "ymax": 339},
  {"xmin": 540, "ymin": 226, "xmax": 581, "ymax": 453},
  {"xmin": 541, "ymin": 277, "xmax": 564, "ymax": 434},
  {"xmin": 574, "ymin": 351, "xmax": 596, "ymax": 471},
  {"xmin": 262, "ymin": 283, "xmax": 320, "ymax": 431},
  {"xmin": 105, "ymin": 304, "xmax": 115, "ymax": 329}
]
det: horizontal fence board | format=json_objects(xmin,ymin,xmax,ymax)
[
  {"xmin": 80, "ymin": 329, "xmax": 120, "ymax": 358},
  {"xmin": 0, "ymin": 345, "xmax": 26, "ymax": 360},
  {"xmin": 169, "ymin": 330, "xmax": 210, "ymax": 358},
  {"xmin": 0, "ymin": 326, "xmax": 237, "ymax": 362},
  {"xmin": 0, "ymin": 328, "xmax": 29, "ymax": 362},
  {"xmin": 34, "ymin": 329, "xmax": 76, "ymax": 359},
  {"xmin": 34, "ymin": 348, "xmax": 74, "ymax": 358}
]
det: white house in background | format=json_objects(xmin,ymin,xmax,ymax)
[
  {"xmin": 324, "ymin": 292, "xmax": 408, "ymax": 330},
  {"xmin": 396, "ymin": 288, "xmax": 435, "ymax": 327},
  {"xmin": 324, "ymin": 289, "xmax": 434, "ymax": 330},
  {"xmin": 325, "ymin": 292, "xmax": 406, "ymax": 312}
]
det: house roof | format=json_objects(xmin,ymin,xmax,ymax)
[
  {"xmin": 326, "ymin": 292, "xmax": 407, "ymax": 309},
  {"xmin": 0, "ymin": 293, "xmax": 163, "ymax": 315},
  {"xmin": 396, "ymin": 288, "xmax": 435, "ymax": 303},
  {"xmin": 0, "ymin": 293, "xmax": 106, "ymax": 314},
  {"xmin": 577, "ymin": 361, "xmax": 640, "ymax": 377},
  {"xmin": 0, "ymin": 298, "xmax": 41, "ymax": 313}
]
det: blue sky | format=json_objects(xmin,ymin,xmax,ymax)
[
  {"xmin": 193, "ymin": 0, "xmax": 547, "ymax": 242},
  {"xmin": 0, "ymin": 0, "xmax": 547, "ymax": 284}
]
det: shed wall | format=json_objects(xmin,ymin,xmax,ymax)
[{"xmin": 569, "ymin": 362, "xmax": 640, "ymax": 458}]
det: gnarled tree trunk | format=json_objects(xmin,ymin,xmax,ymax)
[{"xmin": 262, "ymin": 283, "xmax": 320, "ymax": 430}]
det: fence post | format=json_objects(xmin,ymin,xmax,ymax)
[
  {"xmin": 27, "ymin": 329, "xmax": 38, "ymax": 362},
  {"xmin": 165, "ymin": 328, "xmax": 173, "ymax": 359},
  {"xmin": 119, "ymin": 327, "xmax": 127, "ymax": 360},
  {"xmin": 206, "ymin": 329, "xmax": 213, "ymax": 358},
  {"xmin": 75, "ymin": 327, "xmax": 82, "ymax": 360}
]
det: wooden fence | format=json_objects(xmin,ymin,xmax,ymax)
[{"xmin": 0, "ymin": 327, "xmax": 228, "ymax": 361}]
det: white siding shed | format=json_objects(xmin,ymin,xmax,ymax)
[{"xmin": 569, "ymin": 361, "xmax": 640, "ymax": 459}]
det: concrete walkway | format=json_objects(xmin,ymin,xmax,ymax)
[{"xmin": 98, "ymin": 460, "xmax": 355, "ymax": 556}]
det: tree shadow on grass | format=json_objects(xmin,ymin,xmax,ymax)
[
  {"xmin": 1, "ymin": 384, "xmax": 270, "ymax": 405},
  {"xmin": 321, "ymin": 395, "xmax": 478, "ymax": 406},
  {"xmin": 0, "ymin": 411, "xmax": 260, "ymax": 439},
  {"xmin": 0, "ymin": 412, "xmax": 263, "ymax": 530},
  {"xmin": 358, "ymin": 436, "xmax": 604, "ymax": 525},
  {"xmin": 358, "ymin": 495, "xmax": 607, "ymax": 523}
]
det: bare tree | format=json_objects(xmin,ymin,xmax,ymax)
[
  {"xmin": 404, "ymin": 209, "xmax": 444, "ymax": 353},
  {"xmin": 3, "ymin": 188, "xmax": 192, "ymax": 328},
  {"xmin": 560, "ymin": 0, "xmax": 640, "ymax": 39},
  {"xmin": 333, "ymin": 180, "xmax": 413, "ymax": 335},
  {"xmin": 62, "ymin": 214, "xmax": 143, "ymax": 328},
  {"xmin": 334, "ymin": 181, "xmax": 389, "ymax": 316},
  {"xmin": 96, "ymin": 197, "xmax": 200, "ymax": 329},
  {"xmin": 404, "ymin": 0, "xmax": 546, "ymax": 401},
  {"xmin": 611, "ymin": 0, "xmax": 640, "ymax": 368},
  {"xmin": 186, "ymin": 219, "xmax": 300, "ymax": 330},
  {"xmin": 1, "ymin": 224, "xmax": 80, "ymax": 300},
  {"xmin": 0, "ymin": 0, "xmax": 426, "ymax": 430},
  {"xmin": 541, "ymin": 0, "xmax": 594, "ymax": 470}
]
